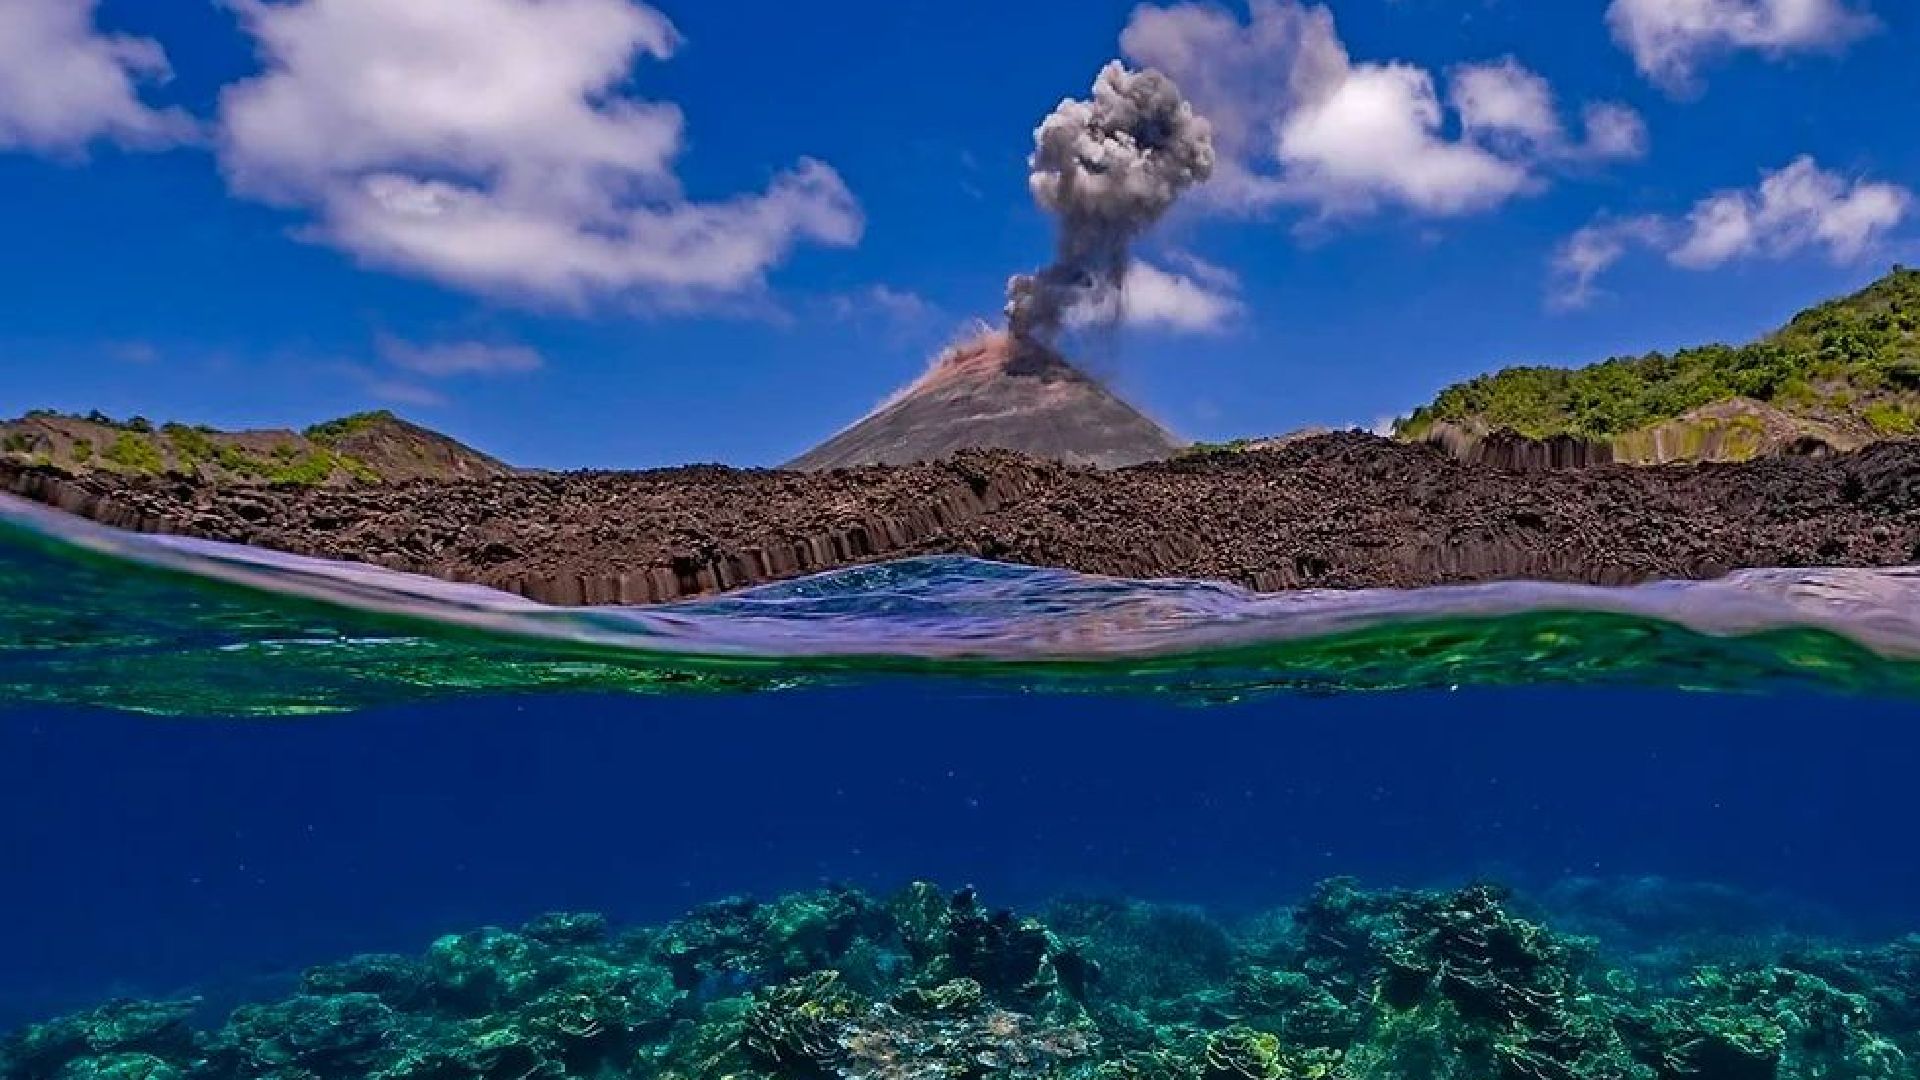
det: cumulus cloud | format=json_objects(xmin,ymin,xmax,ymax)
[
  {"xmin": 1670, "ymin": 156, "xmax": 1910, "ymax": 267},
  {"xmin": 1451, "ymin": 60, "xmax": 1649, "ymax": 163},
  {"xmin": 0, "ymin": 0, "xmax": 196, "ymax": 155},
  {"xmin": 1549, "ymin": 157, "xmax": 1911, "ymax": 308},
  {"xmin": 378, "ymin": 337, "xmax": 546, "ymax": 377},
  {"xmin": 216, "ymin": 0, "xmax": 862, "ymax": 307},
  {"xmin": 1607, "ymin": 0, "xmax": 1879, "ymax": 94},
  {"xmin": 1065, "ymin": 260, "xmax": 1242, "ymax": 333},
  {"xmin": 1450, "ymin": 59, "xmax": 1563, "ymax": 148},
  {"xmin": 1120, "ymin": 0, "xmax": 1644, "ymax": 221}
]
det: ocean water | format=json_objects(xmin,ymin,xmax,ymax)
[{"xmin": 4, "ymin": 492, "xmax": 1920, "ymax": 1078}]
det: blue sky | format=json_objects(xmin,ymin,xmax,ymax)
[{"xmin": 1, "ymin": 0, "xmax": 1915, "ymax": 468}]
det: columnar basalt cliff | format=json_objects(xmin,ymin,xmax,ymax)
[{"xmin": 6, "ymin": 433, "xmax": 1919, "ymax": 607}]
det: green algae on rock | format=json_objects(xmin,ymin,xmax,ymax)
[{"xmin": 6, "ymin": 880, "xmax": 1918, "ymax": 1080}]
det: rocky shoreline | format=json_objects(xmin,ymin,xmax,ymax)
[{"xmin": 4, "ymin": 432, "xmax": 1918, "ymax": 606}]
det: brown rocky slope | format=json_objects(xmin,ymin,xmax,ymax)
[
  {"xmin": 5, "ymin": 433, "xmax": 1918, "ymax": 606},
  {"xmin": 788, "ymin": 332, "xmax": 1184, "ymax": 471},
  {"xmin": 0, "ymin": 410, "xmax": 511, "ymax": 486}
]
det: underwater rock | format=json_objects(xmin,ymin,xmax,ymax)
[
  {"xmin": 0, "ymin": 1001, "xmax": 199, "ymax": 1080},
  {"xmin": 890, "ymin": 978, "xmax": 985, "ymax": 1019},
  {"xmin": 942, "ymin": 887, "xmax": 1093, "ymax": 1012},
  {"xmin": 1202, "ymin": 1026, "xmax": 1287, "ymax": 1080},
  {"xmin": 5, "ymin": 881, "xmax": 1920, "ymax": 1080},
  {"xmin": 1646, "ymin": 965, "xmax": 1909, "ymax": 1079},
  {"xmin": 1046, "ymin": 897, "xmax": 1237, "ymax": 1006},
  {"xmin": 297, "ymin": 954, "xmax": 433, "ymax": 1013},
  {"xmin": 201, "ymin": 993, "xmax": 395, "ymax": 1078},
  {"xmin": 742, "ymin": 971, "xmax": 863, "ymax": 1071}
]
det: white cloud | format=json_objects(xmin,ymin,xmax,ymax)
[
  {"xmin": 1549, "ymin": 157, "xmax": 1911, "ymax": 308},
  {"xmin": 1451, "ymin": 59, "xmax": 1561, "ymax": 148},
  {"xmin": 1120, "ymin": 0, "xmax": 1644, "ymax": 221},
  {"xmin": 1549, "ymin": 215, "xmax": 1672, "ymax": 310},
  {"xmin": 1452, "ymin": 60, "xmax": 1649, "ymax": 163},
  {"xmin": 216, "ymin": 0, "xmax": 863, "ymax": 307},
  {"xmin": 366, "ymin": 379, "xmax": 451, "ymax": 409},
  {"xmin": 378, "ymin": 338, "xmax": 545, "ymax": 377},
  {"xmin": 1161, "ymin": 249, "xmax": 1242, "ymax": 293},
  {"xmin": 1671, "ymin": 156, "xmax": 1911, "ymax": 267},
  {"xmin": 1580, "ymin": 103, "xmax": 1651, "ymax": 162},
  {"xmin": 1278, "ymin": 63, "xmax": 1534, "ymax": 216},
  {"xmin": 0, "ymin": 0, "xmax": 196, "ymax": 156},
  {"xmin": 1068, "ymin": 261, "xmax": 1242, "ymax": 333},
  {"xmin": 1607, "ymin": 0, "xmax": 1879, "ymax": 94},
  {"xmin": 830, "ymin": 285, "xmax": 936, "ymax": 325}
]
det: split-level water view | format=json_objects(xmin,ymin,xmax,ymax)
[{"xmin": 4, "ymin": 501, "xmax": 1920, "ymax": 1079}]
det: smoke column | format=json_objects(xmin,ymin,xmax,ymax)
[{"xmin": 1006, "ymin": 61, "xmax": 1216, "ymax": 343}]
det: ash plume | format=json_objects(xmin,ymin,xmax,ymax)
[{"xmin": 1006, "ymin": 61, "xmax": 1216, "ymax": 343}]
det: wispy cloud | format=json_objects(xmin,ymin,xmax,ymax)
[
  {"xmin": 363, "ymin": 378, "xmax": 450, "ymax": 408},
  {"xmin": 1550, "ymin": 156, "xmax": 1911, "ymax": 309},
  {"xmin": 830, "ymin": 285, "xmax": 938, "ymax": 327},
  {"xmin": 1550, "ymin": 215, "xmax": 1671, "ymax": 311},
  {"xmin": 106, "ymin": 341, "xmax": 162, "ymax": 365},
  {"xmin": 378, "ymin": 337, "xmax": 545, "ymax": 377},
  {"xmin": 1607, "ymin": 0, "xmax": 1879, "ymax": 95}
]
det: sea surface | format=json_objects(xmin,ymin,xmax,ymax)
[{"xmin": 3, "ymin": 492, "xmax": 1919, "ymax": 1078}]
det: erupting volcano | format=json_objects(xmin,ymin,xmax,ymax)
[
  {"xmin": 792, "ymin": 61, "xmax": 1213, "ymax": 472},
  {"xmin": 786, "ymin": 331, "xmax": 1183, "ymax": 471}
]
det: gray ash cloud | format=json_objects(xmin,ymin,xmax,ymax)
[{"xmin": 1005, "ymin": 62, "xmax": 1216, "ymax": 343}]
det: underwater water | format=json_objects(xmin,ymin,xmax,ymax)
[{"xmin": 4, "ymin": 492, "xmax": 1920, "ymax": 1079}]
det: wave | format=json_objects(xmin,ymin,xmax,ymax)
[{"xmin": 4, "ymin": 492, "xmax": 1920, "ymax": 714}]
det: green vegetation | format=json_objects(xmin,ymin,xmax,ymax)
[
  {"xmin": 1400, "ymin": 267, "xmax": 1920, "ymax": 440},
  {"xmin": 102, "ymin": 432, "xmax": 166, "ymax": 475},
  {"xmin": 1864, "ymin": 402, "xmax": 1920, "ymax": 437},
  {"xmin": 338, "ymin": 454, "xmax": 382, "ymax": 484},
  {"xmin": 213, "ymin": 445, "xmax": 269, "ymax": 480},
  {"xmin": 305, "ymin": 410, "xmax": 398, "ymax": 445},
  {"xmin": 1179, "ymin": 439, "xmax": 1262, "ymax": 457},
  {"xmin": 162, "ymin": 423, "xmax": 218, "ymax": 468},
  {"xmin": 266, "ymin": 447, "xmax": 339, "ymax": 485},
  {"xmin": 6, "ymin": 880, "xmax": 1917, "ymax": 1080},
  {"xmin": 2, "ymin": 413, "xmax": 387, "ymax": 487}
]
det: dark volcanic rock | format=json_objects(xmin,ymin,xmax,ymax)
[
  {"xmin": 788, "ymin": 332, "xmax": 1183, "ymax": 470},
  {"xmin": 5, "ymin": 433, "xmax": 1919, "ymax": 606}
]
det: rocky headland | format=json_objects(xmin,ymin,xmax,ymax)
[
  {"xmin": 5, "ymin": 432, "xmax": 1917, "ymax": 606},
  {"xmin": 0, "ymin": 410, "xmax": 510, "ymax": 487},
  {"xmin": 1398, "ymin": 268, "xmax": 1920, "ymax": 462}
]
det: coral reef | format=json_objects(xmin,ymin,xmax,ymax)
[{"xmin": 5, "ymin": 881, "xmax": 1918, "ymax": 1080}]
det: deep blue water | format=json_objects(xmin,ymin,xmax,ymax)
[{"xmin": 4, "ymin": 684, "xmax": 1917, "ymax": 1030}]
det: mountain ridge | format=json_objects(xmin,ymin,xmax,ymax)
[{"xmin": 0, "ymin": 409, "xmax": 511, "ymax": 486}]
